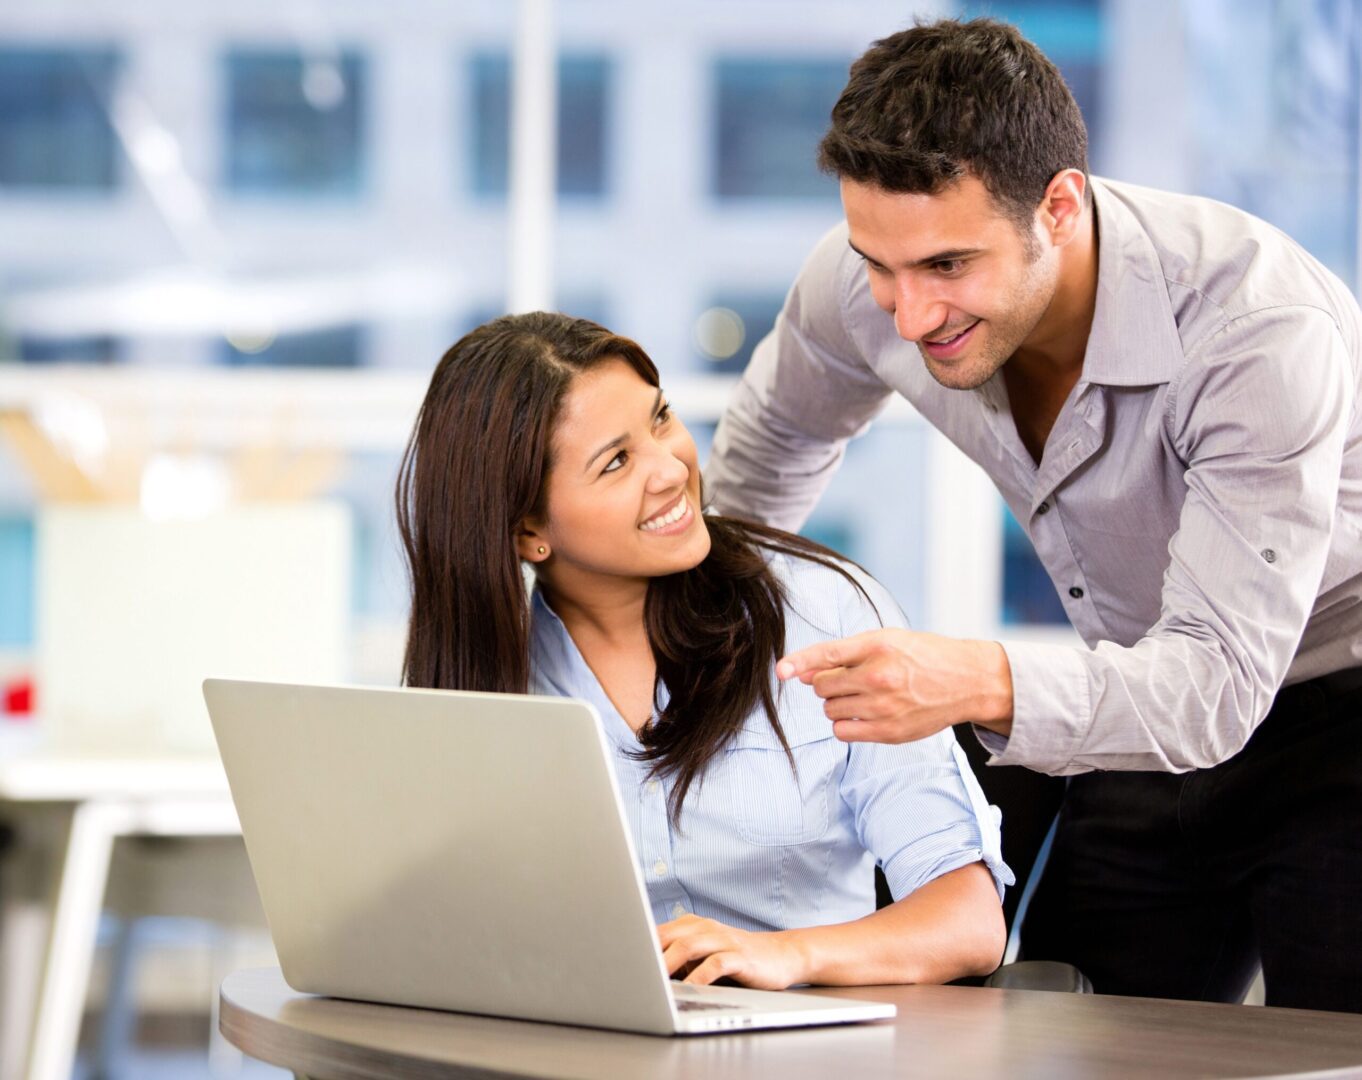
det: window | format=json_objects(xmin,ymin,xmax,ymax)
[
  {"xmin": 459, "ymin": 295, "xmax": 612, "ymax": 339},
  {"xmin": 1001, "ymin": 505, "xmax": 1068, "ymax": 626},
  {"xmin": 225, "ymin": 50, "xmax": 365, "ymax": 196},
  {"xmin": 0, "ymin": 518, "xmax": 34, "ymax": 647},
  {"xmin": 712, "ymin": 58, "xmax": 847, "ymax": 199},
  {"xmin": 18, "ymin": 335, "xmax": 121, "ymax": 364},
  {"xmin": 221, "ymin": 325, "xmax": 364, "ymax": 367},
  {"xmin": 0, "ymin": 47, "xmax": 120, "ymax": 190},
  {"xmin": 469, "ymin": 52, "xmax": 611, "ymax": 198},
  {"xmin": 693, "ymin": 293, "xmax": 784, "ymax": 375},
  {"xmin": 1185, "ymin": 0, "xmax": 1360, "ymax": 289},
  {"xmin": 963, "ymin": 1, "xmax": 1105, "ymax": 161}
]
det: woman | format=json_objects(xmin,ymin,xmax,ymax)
[{"xmin": 396, "ymin": 311, "xmax": 1011, "ymax": 989}]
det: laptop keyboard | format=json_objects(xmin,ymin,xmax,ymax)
[{"xmin": 676, "ymin": 999, "xmax": 741, "ymax": 1012}]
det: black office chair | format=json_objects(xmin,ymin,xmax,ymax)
[{"xmin": 874, "ymin": 724, "xmax": 1092, "ymax": 993}]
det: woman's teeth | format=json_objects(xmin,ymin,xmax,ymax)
[{"xmin": 640, "ymin": 495, "xmax": 689, "ymax": 531}]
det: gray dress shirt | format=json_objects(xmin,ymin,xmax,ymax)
[{"xmin": 706, "ymin": 177, "xmax": 1362, "ymax": 776}]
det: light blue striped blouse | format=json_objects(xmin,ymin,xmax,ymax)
[{"xmin": 528, "ymin": 551, "xmax": 1013, "ymax": 932}]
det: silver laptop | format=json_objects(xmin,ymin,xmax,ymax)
[{"xmin": 203, "ymin": 678, "xmax": 896, "ymax": 1035}]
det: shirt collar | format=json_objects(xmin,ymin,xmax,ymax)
[
  {"xmin": 528, "ymin": 586, "xmax": 583, "ymax": 692},
  {"xmin": 1079, "ymin": 177, "xmax": 1185, "ymax": 388},
  {"xmin": 528, "ymin": 585, "xmax": 664, "ymax": 744}
]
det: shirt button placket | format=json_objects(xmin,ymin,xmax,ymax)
[{"xmin": 641, "ymin": 775, "xmax": 685, "ymax": 918}]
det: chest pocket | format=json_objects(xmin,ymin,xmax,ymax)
[{"xmin": 723, "ymin": 705, "xmax": 843, "ymax": 847}]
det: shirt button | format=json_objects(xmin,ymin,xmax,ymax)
[
  {"xmin": 1068, "ymin": 586, "xmax": 1084, "ymax": 599},
  {"xmin": 671, "ymin": 903, "xmax": 685, "ymax": 918},
  {"xmin": 1036, "ymin": 501, "xmax": 1051, "ymax": 516},
  {"xmin": 653, "ymin": 859, "xmax": 667, "ymax": 876},
  {"xmin": 1261, "ymin": 548, "xmax": 1277, "ymax": 564},
  {"xmin": 647, "ymin": 780, "xmax": 660, "ymax": 794}
]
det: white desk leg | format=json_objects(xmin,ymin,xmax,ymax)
[
  {"xmin": 0, "ymin": 898, "xmax": 48, "ymax": 1080},
  {"xmin": 25, "ymin": 800, "xmax": 120, "ymax": 1080}
]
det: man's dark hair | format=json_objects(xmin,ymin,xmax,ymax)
[{"xmin": 818, "ymin": 18, "xmax": 1089, "ymax": 226}]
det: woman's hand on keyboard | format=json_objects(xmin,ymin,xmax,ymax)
[{"xmin": 657, "ymin": 914, "xmax": 805, "ymax": 990}]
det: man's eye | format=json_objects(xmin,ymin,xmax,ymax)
[
  {"xmin": 934, "ymin": 259, "xmax": 965, "ymax": 275},
  {"xmin": 603, "ymin": 450, "xmax": 628, "ymax": 474}
]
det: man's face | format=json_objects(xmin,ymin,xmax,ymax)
[{"xmin": 841, "ymin": 175, "xmax": 1060, "ymax": 390}]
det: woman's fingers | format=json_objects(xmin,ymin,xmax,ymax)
[
  {"xmin": 682, "ymin": 951, "xmax": 741, "ymax": 986},
  {"xmin": 658, "ymin": 916, "xmax": 801, "ymax": 988},
  {"xmin": 656, "ymin": 913, "xmax": 703, "ymax": 950},
  {"xmin": 662, "ymin": 930, "xmax": 729, "ymax": 976}
]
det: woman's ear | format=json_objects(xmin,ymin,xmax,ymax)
[{"xmin": 514, "ymin": 521, "xmax": 550, "ymax": 563}]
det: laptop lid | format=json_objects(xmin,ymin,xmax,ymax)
[{"xmin": 204, "ymin": 678, "xmax": 680, "ymax": 1034}]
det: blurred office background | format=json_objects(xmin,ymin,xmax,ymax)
[{"xmin": 0, "ymin": 0, "xmax": 1357, "ymax": 1075}]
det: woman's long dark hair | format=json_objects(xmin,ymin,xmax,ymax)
[{"xmin": 396, "ymin": 312, "xmax": 875, "ymax": 821}]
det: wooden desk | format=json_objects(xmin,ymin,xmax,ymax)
[
  {"xmin": 221, "ymin": 967, "xmax": 1362, "ymax": 1079},
  {"xmin": 0, "ymin": 748, "xmax": 241, "ymax": 1080}
]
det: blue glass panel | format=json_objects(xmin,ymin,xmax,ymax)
[
  {"xmin": 1001, "ymin": 504, "xmax": 1069, "ymax": 626},
  {"xmin": 695, "ymin": 293, "xmax": 784, "ymax": 375},
  {"xmin": 800, "ymin": 518, "xmax": 856, "ymax": 558},
  {"xmin": 221, "ymin": 325, "xmax": 364, "ymax": 367},
  {"xmin": 469, "ymin": 52, "xmax": 611, "ymax": 198},
  {"xmin": 469, "ymin": 53, "xmax": 509, "ymax": 196},
  {"xmin": 712, "ymin": 58, "xmax": 848, "ymax": 199},
  {"xmin": 0, "ymin": 518, "xmax": 35, "ymax": 647},
  {"xmin": 18, "ymin": 335, "xmax": 121, "ymax": 364},
  {"xmin": 331, "ymin": 450, "xmax": 408, "ymax": 622},
  {"xmin": 0, "ymin": 47, "xmax": 120, "ymax": 190},
  {"xmin": 225, "ymin": 50, "xmax": 365, "ymax": 196},
  {"xmin": 962, "ymin": 1, "xmax": 1105, "ymax": 160}
]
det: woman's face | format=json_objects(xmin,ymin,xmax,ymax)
[{"xmin": 520, "ymin": 357, "xmax": 711, "ymax": 594}]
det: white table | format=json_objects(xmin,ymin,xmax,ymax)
[{"xmin": 0, "ymin": 739, "xmax": 241, "ymax": 1080}]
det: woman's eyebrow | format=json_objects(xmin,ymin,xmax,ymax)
[{"xmin": 584, "ymin": 389, "xmax": 663, "ymax": 473}]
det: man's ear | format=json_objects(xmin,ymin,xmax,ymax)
[
  {"xmin": 1038, "ymin": 168, "xmax": 1088, "ymax": 247},
  {"xmin": 514, "ymin": 519, "xmax": 551, "ymax": 563}
]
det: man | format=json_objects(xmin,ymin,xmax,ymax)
[{"xmin": 706, "ymin": 17, "xmax": 1362, "ymax": 1012}]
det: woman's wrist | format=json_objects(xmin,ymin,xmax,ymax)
[
  {"xmin": 776, "ymin": 923, "xmax": 922, "ymax": 987},
  {"xmin": 775, "ymin": 927, "xmax": 818, "ymax": 986}
]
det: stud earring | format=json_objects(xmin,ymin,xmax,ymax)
[{"xmin": 537, "ymin": 546, "xmax": 547, "ymax": 555}]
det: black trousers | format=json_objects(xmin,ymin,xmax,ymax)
[{"xmin": 1019, "ymin": 670, "xmax": 1362, "ymax": 1013}]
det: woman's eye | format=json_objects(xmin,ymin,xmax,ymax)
[
  {"xmin": 655, "ymin": 404, "xmax": 672, "ymax": 425},
  {"xmin": 602, "ymin": 449, "xmax": 628, "ymax": 474}
]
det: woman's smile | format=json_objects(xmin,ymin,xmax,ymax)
[{"xmin": 639, "ymin": 492, "xmax": 694, "ymax": 535}]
